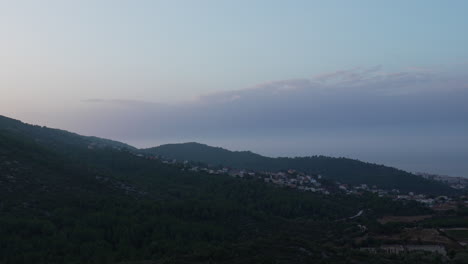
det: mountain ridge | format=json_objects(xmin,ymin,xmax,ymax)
[{"xmin": 0, "ymin": 114, "xmax": 455, "ymax": 195}]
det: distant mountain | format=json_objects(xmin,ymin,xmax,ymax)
[{"xmin": 144, "ymin": 142, "xmax": 455, "ymax": 195}]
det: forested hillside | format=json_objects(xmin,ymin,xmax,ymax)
[
  {"xmin": 0, "ymin": 115, "xmax": 444, "ymax": 263},
  {"xmin": 144, "ymin": 142, "xmax": 455, "ymax": 195},
  {"xmin": 0, "ymin": 115, "xmax": 135, "ymax": 153}
]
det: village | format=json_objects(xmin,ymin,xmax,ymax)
[{"xmin": 134, "ymin": 153, "xmax": 467, "ymax": 209}]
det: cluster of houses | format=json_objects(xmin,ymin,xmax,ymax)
[
  {"xmin": 394, "ymin": 193, "xmax": 457, "ymax": 208},
  {"xmin": 361, "ymin": 245, "xmax": 447, "ymax": 256},
  {"xmin": 132, "ymin": 153, "xmax": 466, "ymax": 207},
  {"xmin": 418, "ymin": 172, "xmax": 468, "ymax": 190},
  {"xmin": 187, "ymin": 166, "xmax": 332, "ymax": 195},
  {"xmin": 339, "ymin": 184, "xmax": 466, "ymax": 209},
  {"xmin": 263, "ymin": 170, "xmax": 330, "ymax": 194}
]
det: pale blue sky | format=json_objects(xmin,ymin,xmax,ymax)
[
  {"xmin": 1, "ymin": 0, "xmax": 468, "ymax": 105},
  {"xmin": 1, "ymin": 1, "xmax": 467, "ymax": 176}
]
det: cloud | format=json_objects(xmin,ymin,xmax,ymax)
[
  {"xmin": 81, "ymin": 98, "xmax": 160, "ymax": 107},
  {"xmin": 196, "ymin": 66, "xmax": 465, "ymax": 106},
  {"xmin": 62, "ymin": 66, "xmax": 468, "ymax": 146}
]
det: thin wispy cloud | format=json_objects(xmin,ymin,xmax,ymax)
[
  {"xmin": 81, "ymin": 98, "xmax": 160, "ymax": 106},
  {"xmin": 69, "ymin": 66, "xmax": 468, "ymax": 137}
]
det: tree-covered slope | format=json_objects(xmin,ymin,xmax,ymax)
[
  {"xmin": 144, "ymin": 142, "xmax": 455, "ymax": 195},
  {"xmin": 0, "ymin": 115, "xmax": 439, "ymax": 263},
  {"xmin": 0, "ymin": 115, "xmax": 136, "ymax": 153}
]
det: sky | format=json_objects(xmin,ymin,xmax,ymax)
[{"xmin": 1, "ymin": 1, "xmax": 467, "ymax": 177}]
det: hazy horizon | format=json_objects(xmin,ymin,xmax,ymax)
[{"xmin": 1, "ymin": 1, "xmax": 467, "ymax": 177}]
